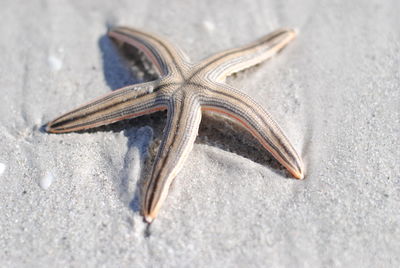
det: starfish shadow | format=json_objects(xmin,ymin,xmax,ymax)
[{"xmin": 97, "ymin": 34, "xmax": 165, "ymax": 213}]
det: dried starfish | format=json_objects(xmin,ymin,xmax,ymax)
[{"xmin": 46, "ymin": 26, "xmax": 304, "ymax": 222}]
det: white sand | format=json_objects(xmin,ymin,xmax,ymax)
[{"xmin": 0, "ymin": 0, "xmax": 399, "ymax": 267}]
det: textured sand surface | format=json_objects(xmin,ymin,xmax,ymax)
[{"xmin": 0, "ymin": 0, "xmax": 399, "ymax": 267}]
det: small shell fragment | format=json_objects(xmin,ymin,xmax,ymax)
[
  {"xmin": 39, "ymin": 171, "xmax": 55, "ymax": 190},
  {"xmin": 0, "ymin": 163, "xmax": 5, "ymax": 177}
]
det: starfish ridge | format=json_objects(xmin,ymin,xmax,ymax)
[{"xmin": 46, "ymin": 26, "xmax": 304, "ymax": 222}]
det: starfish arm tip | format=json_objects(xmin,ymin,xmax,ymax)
[
  {"xmin": 285, "ymin": 28, "xmax": 298, "ymax": 41},
  {"xmin": 39, "ymin": 123, "xmax": 51, "ymax": 133},
  {"xmin": 44, "ymin": 123, "xmax": 55, "ymax": 133},
  {"xmin": 144, "ymin": 214, "xmax": 155, "ymax": 223},
  {"xmin": 44, "ymin": 121, "xmax": 64, "ymax": 134},
  {"xmin": 295, "ymin": 171, "xmax": 305, "ymax": 180},
  {"xmin": 107, "ymin": 26, "xmax": 123, "ymax": 37},
  {"xmin": 292, "ymin": 167, "xmax": 305, "ymax": 180}
]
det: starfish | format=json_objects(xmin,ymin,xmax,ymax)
[{"xmin": 46, "ymin": 26, "xmax": 304, "ymax": 223}]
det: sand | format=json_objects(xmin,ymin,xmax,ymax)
[{"xmin": 0, "ymin": 0, "xmax": 399, "ymax": 267}]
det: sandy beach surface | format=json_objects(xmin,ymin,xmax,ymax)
[{"xmin": 0, "ymin": 0, "xmax": 399, "ymax": 267}]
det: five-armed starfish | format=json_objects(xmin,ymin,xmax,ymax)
[{"xmin": 46, "ymin": 26, "xmax": 304, "ymax": 223}]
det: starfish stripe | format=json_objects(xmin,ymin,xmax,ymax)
[
  {"xmin": 47, "ymin": 84, "xmax": 170, "ymax": 133},
  {"xmin": 187, "ymin": 81, "xmax": 301, "ymax": 175},
  {"xmin": 109, "ymin": 27, "xmax": 188, "ymax": 78},
  {"xmin": 197, "ymin": 28, "xmax": 296, "ymax": 82},
  {"xmin": 200, "ymin": 90, "xmax": 302, "ymax": 179},
  {"xmin": 49, "ymin": 82, "xmax": 157, "ymax": 123},
  {"xmin": 144, "ymin": 93, "xmax": 202, "ymax": 222}
]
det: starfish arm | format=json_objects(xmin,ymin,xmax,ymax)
[
  {"xmin": 143, "ymin": 94, "xmax": 202, "ymax": 222},
  {"xmin": 198, "ymin": 28, "xmax": 296, "ymax": 82},
  {"xmin": 108, "ymin": 26, "xmax": 189, "ymax": 77},
  {"xmin": 201, "ymin": 83, "xmax": 304, "ymax": 179},
  {"xmin": 46, "ymin": 82, "xmax": 168, "ymax": 133}
]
